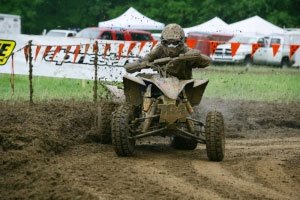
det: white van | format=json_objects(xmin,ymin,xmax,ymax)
[
  {"xmin": 253, "ymin": 32, "xmax": 300, "ymax": 67},
  {"xmin": 0, "ymin": 13, "xmax": 21, "ymax": 34},
  {"xmin": 210, "ymin": 35, "xmax": 261, "ymax": 66}
]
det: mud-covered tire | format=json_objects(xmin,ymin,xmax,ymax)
[
  {"xmin": 111, "ymin": 104, "xmax": 136, "ymax": 156},
  {"xmin": 95, "ymin": 102, "xmax": 116, "ymax": 144},
  {"xmin": 171, "ymin": 136, "xmax": 198, "ymax": 150},
  {"xmin": 205, "ymin": 111, "xmax": 225, "ymax": 161}
]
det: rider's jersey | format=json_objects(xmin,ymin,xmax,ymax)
[{"xmin": 142, "ymin": 44, "xmax": 211, "ymax": 79}]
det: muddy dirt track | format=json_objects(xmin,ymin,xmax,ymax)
[{"xmin": 1, "ymin": 98, "xmax": 299, "ymax": 200}]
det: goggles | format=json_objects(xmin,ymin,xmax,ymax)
[{"xmin": 161, "ymin": 40, "xmax": 183, "ymax": 48}]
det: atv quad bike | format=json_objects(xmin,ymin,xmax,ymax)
[{"xmin": 98, "ymin": 54, "xmax": 225, "ymax": 161}]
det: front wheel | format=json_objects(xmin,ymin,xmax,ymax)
[
  {"xmin": 205, "ymin": 111, "xmax": 225, "ymax": 161},
  {"xmin": 111, "ymin": 105, "xmax": 136, "ymax": 156}
]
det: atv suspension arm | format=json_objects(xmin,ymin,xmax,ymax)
[
  {"xmin": 128, "ymin": 127, "xmax": 167, "ymax": 139},
  {"xmin": 176, "ymin": 128, "xmax": 206, "ymax": 144}
]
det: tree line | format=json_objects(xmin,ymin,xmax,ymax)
[{"xmin": 1, "ymin": 0, "xmax": 299, "ymax": 34}]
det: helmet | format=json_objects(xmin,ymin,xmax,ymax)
[
  {"xmin": 160, "ymin": 24, "xmax": 185, "ymax": 57},
  {"xmin": 161, "ymin": 23, "xmax": 185, "ymax": 41}
]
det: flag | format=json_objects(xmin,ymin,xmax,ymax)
[
  {"xmin": 231, "ymin": 42, "xmax": 240, "ymax": 57},
  {"xmin": 186, "ymin": 38, "xmax": 197, "ymax": 49},
  {"xmin": 271, "ymin": 44, "xmax": 280, "ymax": 56},
  {"xmin": 73, "ymin": 45, "xmax": 80, "ymax": 63},
  {"xmin": 127, "ymin": 42, "xmax": 136, "ymax": 57},
  {"xmin": 118, "ymin": 43, "xmax": 125, "ymax": 59},
  {"xmin": 209, "ymin": 41, "xmax": 219, "ymax": 55},
  {"xmin": 290, "ymin": 44, "xmax": 300, "ymax": 58},
  {"xmin": 42, "ymin": 46, "xmax": 52, "ymax": 60},
  {"xmin": 51, "ymin": 46, "xmax": 61, "ymax": 61},
  {"xmin": 34, "ymin": 45, "xmax": 41, "ymax": 61},
  {"xmin": 139, "ymin": 41, "xmax": 146, "ymax": 54},
  {"xmin": 251, "ymin": 43, "xmax": 260, "ymax": 57}
]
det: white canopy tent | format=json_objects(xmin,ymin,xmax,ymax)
[
  {"xmin": 225, "ymin": 16, "xmax": 285, "ymax": 36},
  {"xmin": 98, "ymin": 7, "xmax": 165, "ymax": 30},
  {"xmin": 183, "ymin": 17, "xmax": 230, "ymax": 35}
]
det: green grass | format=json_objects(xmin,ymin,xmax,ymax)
[
  {"xmin": 194, "ymin": 66, "xmax": 300, "ymax": 102},
  {"xmin": 1, "ymin": 66, "xmax": 299, "ymax": 102},
  {"xmin": 0, "ymin": 74, "xmax": 109, "ymax": 101}
]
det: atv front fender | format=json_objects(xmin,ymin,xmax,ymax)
[
  {"xmin": 123, "ymin": 75, "xmax": 147, "ymax": 106},
  {"xmin": 185, "ymin": 79, "xmax": 209, "ymax": 106}
]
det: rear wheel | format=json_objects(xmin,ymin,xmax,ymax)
[
  {"xmin": 95, "ymin": 102, "xmax": 116, "ymax": 144},
  {"xmin": 111, "ymin": 105, "xmax": 136, "ymax": 156},
  {"xmin": 205, "ymin": 111, "xmax": 225, "ymax": 161}
]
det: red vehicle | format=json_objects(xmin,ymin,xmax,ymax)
[
  {"xmin": 76, "ymin": 27, "xmax": 154, "ymax": 41},
  {"xmin": 186, "ymin": 32, "xmax": 233, "ymax": 56}
]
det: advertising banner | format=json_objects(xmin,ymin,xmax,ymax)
[{"xmin": 0, "ymin": 33, "xmax": 158, "ymax": 81}]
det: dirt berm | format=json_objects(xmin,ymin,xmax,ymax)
[{"xmin": 0, "ymin": 98, "xmax": 299, "ymax": 200}]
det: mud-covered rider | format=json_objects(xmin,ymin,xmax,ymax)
[{"xmin": 125, "ymin": 23, "xmax": 211, "ymax": 80}]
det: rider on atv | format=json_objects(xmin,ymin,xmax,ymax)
[
  {"xmin": 125, "ymin": 23, "xmax": 211, "ymax": 79},
  {"xmin": 105, "ymin": 24, "xmax": 225, "ymax": 161}
]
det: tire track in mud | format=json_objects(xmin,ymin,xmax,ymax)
[
  {"xmin": 49, "ymin": 136, "xmax": 300, "ymax": 200},
  {"xmin": 133, "ymin": 137, "xmax": 300, "ymax": 200},
  {"xmin": 133, "ymin": 155, "xmax": 222, "ymax": 200},
  {"xmin": 190, "ymin": 137, "xmax": 300, "ymax": 200},
  {"xmin": 50, "ymin": 144, "xmax": 191, "ymax": 200},
  {"xmin": 133, "ymin": 148, "xmax": 263, "ymax": 200},
  {"xmin": 254, "ymin": 158, "xmax": 299, "ymax": 196},
  {"xmin": 192, "ymin": 161, "xmax": 293, "ymax": 200}
]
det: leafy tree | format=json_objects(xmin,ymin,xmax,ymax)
[{"xmin": 0, "ymin": 0, "xmax": 299, "ymax": 34}]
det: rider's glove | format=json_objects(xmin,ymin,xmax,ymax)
[{"xmin": 125, "ymin": 61, "xmax": 150, "ymax": 73}]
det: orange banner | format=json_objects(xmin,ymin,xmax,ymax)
[
  {"xmin": 210, "ymin": 41, "xmax": 219, "ymax": 55},
  {"xmin": 84, "ymin": 44, "xmax": 90, "ymax": 57},
  {"xmin": 271, "ymin": 44, "xmax": 280, "ymax": 56},
  {"xmin": 151, "ymin": 40, "xmax": 158, "ymax": 50},
  {"xmin": 290, "ymin": 44, "xmax": 300, "ymax": 58},
  {"xmin": 231, "ymin": 42, "xmax": 240, "ymax": 57},
  {"xmin": 127, "ymin": 42, "xmax": 137, "ymax": 57},
  {"xmin": 34, "ymin": 45, "xmax": 41, "ymax": 61},
  {"xmin": 24, "ymin": 45, "xmax": 29, "ymax": 62},
  {"xmin": 251, "ymin": 43, "xmax": 260, "ymax": 57},
  {"xmin": 42, "ymin": 46, "xmax": 52, "ymax": 59},
  {"xmin": 118, "ymin": 43, "xmax": 125, "ymax": 59},
  {"xmin": 103, "ymin": 43, "xmax": 111, "ymax": 58},
  {"xmin": 93, "ymin": 42, "xmax": 98, "ymax": 53},
  {"xmin": 64, "ymin": 45, "xmax": 72, "ymax": 60},
  {"xmin": 186, "ymin": 38, "xmax": 197, "ymax": 49},
  {"xmin": 139, "ymin": 41, "xmax": 146, "ymax": 54},
  {"xmin": 73, "ymin": 45, "xmax": 80, "ymax": 63},
  {"xmin": 52, "ymin": 46, "xmax": 61, "ymax": 61}
]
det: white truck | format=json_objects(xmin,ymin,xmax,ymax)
[
  {"xmin": 253, "ymin": 32, "xmax": 300, "ymax": 67},
  {"xmin": 46, "ymin": 29, "xmax": 77, "ymax": 37},
  {"xmin": 210, "ymin": 35, "xmax": 262, "ymax": 66},
  {"xmin": 0, "ymin": 13, "xmax": 21, "ymax": 34}
]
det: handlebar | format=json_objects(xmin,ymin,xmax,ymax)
[{"xmin": 125, "ymin": 54, "xmax": 202, "ymax": 74}]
